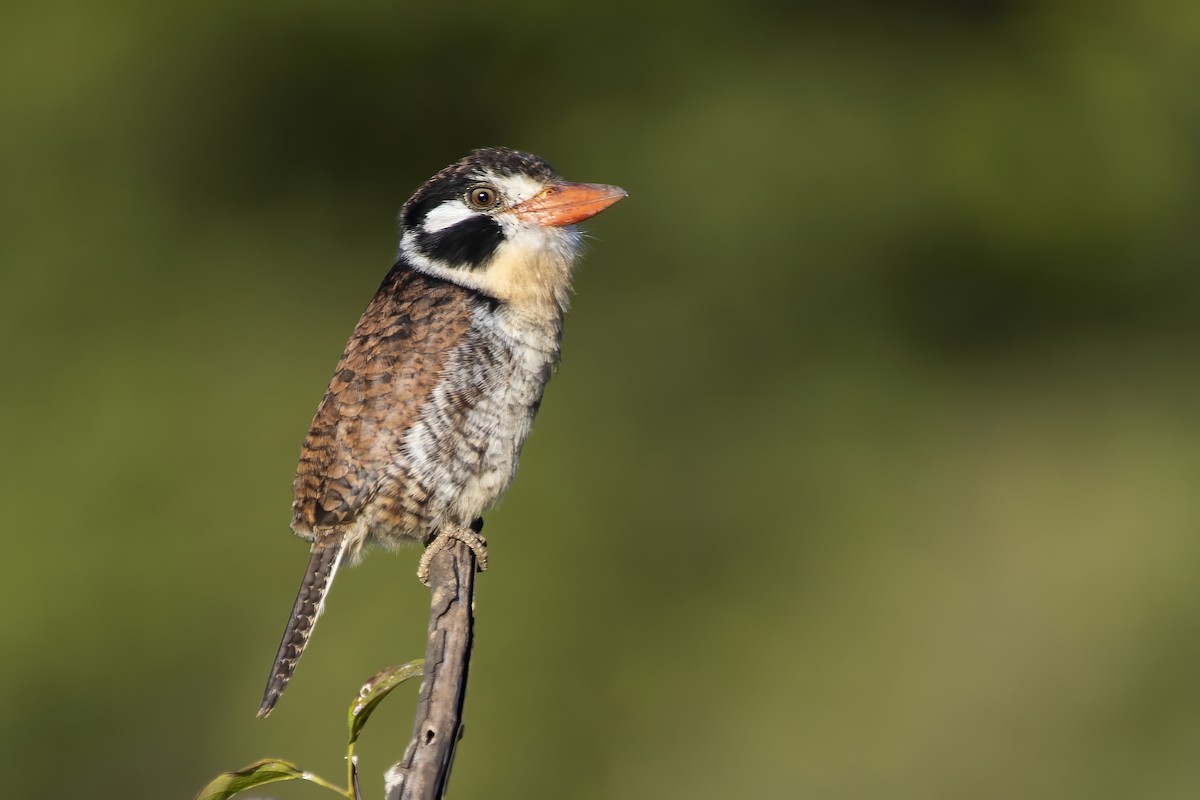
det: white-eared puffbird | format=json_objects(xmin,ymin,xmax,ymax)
[{"xmin": 258, "ymin": 147, "xmax": 626, "ymax": 718}]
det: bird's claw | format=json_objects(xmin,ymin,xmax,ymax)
[{"xmin": 417, "ymin": 526, "xmax": 489, "ymax": 586}]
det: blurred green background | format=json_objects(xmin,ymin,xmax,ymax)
[{"xmin": 4, "ymin": 0, "xmax": 1200, "ymax": 798}]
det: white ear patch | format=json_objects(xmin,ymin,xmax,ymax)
[{"xmin": 421, "ymin": 200, "xmax": 478, "ymax": 233}]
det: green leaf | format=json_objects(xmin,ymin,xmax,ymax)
[
  {"xmin": 348, "ymin": 660, "xmax": 424, "ymax": 745},
  {"xmin": 194, "ymin": 759, "xmax": 311, "ymax": 800}
]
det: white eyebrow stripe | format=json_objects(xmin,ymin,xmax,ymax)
[
  {"xmin": 491, "ymin": 173, "xmax": 545, "ymax": 204},
  {"xmin": 421, "ymin": 200, "xmax": 478, "ymax": 233}
]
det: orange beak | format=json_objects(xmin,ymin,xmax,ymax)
[{"xmin": 511, "ymin": 182, "xmax": 628, "ymax": 227}]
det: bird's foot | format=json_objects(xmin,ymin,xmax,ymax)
[{"xmin": 418, "ymin": 523, "xmax": 488, "ymax": 586}]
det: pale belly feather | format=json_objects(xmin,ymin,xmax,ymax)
[{"xmin": 369, "ymin": 304, "xmax": 560, "ymax": 545}]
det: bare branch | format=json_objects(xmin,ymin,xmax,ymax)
[{"xmin": 384, "ymin": 539, "xmax": 476, "ymax": 800}]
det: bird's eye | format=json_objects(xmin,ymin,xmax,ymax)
[{"xmin": 466, "ymin": 186, "xmax": 499, "ymax": 210}]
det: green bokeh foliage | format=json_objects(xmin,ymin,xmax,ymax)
[{"xmin": 3, "ymin": 1, "xmax": 1200, "ymax": 798}]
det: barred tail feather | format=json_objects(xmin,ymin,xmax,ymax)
[{"xmin": 257, "ymin": 539, "xmax": 347, "ymax": 718}]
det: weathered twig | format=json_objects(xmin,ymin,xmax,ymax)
[{"xmin": 384, "ymin": 538, "xmax": 477, "ymax": 800}]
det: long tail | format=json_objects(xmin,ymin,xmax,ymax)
[{"xmin": 257, "ymin": 538, "xmax": 347, "ymax": 718}]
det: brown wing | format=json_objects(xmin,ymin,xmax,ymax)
[{"xmin": 291, "ymin": 267, "xmax": 475, "ymax": 534}]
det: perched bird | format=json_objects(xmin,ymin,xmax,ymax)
[{"xmin": 257, "ymin": 148, "xmax": 625, "ymax": 718}]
